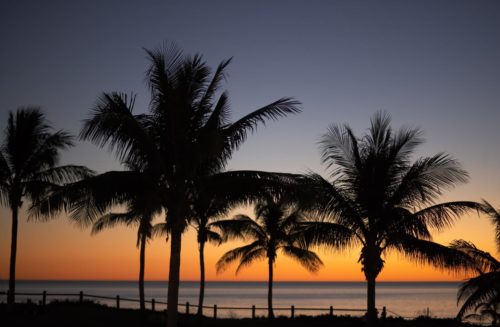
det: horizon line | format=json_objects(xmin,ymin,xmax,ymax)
[{"xmin": 0, "ymin": 279, "xmax": 464, "ymax": 283}]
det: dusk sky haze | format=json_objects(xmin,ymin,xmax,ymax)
[{"xmin": 1, "ymin": 0, "xmax": 499, "ymax": 282}]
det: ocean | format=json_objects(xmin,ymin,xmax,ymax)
[{"xmin": 0, "ymin": 280, "xmax": 462, "ymax": 319}]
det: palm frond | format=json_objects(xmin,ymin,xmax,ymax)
[
  {"xmin": 80, "ymin": 92, "xmax": 155, "ymax": 166},
  {"xmin": 235, "ymin": 247, "xmax": 267, "ymax": 274},
  {"xmin": 197, "ymin": 58, "xmax": 232, "ymax": 111},
  {"xmin": 206, "ymin": 229, "xmax": 223, "ymax": 245},
  {"xmin": 281, "ymin": 245, "xmax": 323, "ymax": 272},
  {"xmin": 413, "ymin": 201, "xmax": 482, "ymax": 231},
  {"xmin": 319, "ymin": 123, "xmax": 360, "ymax": 180},
  {"xmin": 30, "ymin": 170, "xmax": 146, "ymax": 225},
  {"xmin": 390, "ymin": 154, "xmax": 469, "ymax": 208},
  {"xmin": 387, "ymin": 235, "xmax": 476, "ymax": 274},
  {"xmin": 450, "ymin": 240, "xmax": 499, "ymax": 273},
  {"xmin": 457, "ymin": 271, "xmax": 500, "ymax": 319},
  {"xmin": 20, "ymin": 130, "xmax": 74, "ymax": 177},
  {"xmin": 151, "ymin": 222, "xmax": 170, "ymax": 239},
  {"xmin": 216, "ymin": 240, "xmax": 262, "ymax": 273},
  {"xmin": 30, "ymin": 165, "xmax": 94, "ymax": 185},
  {"xmin": 297, "ymin": 221, "xmax": 359, "ymax": 251},
  {"xmin": 225, "ymin": 98, "xmax": 301, "ymax": 150},
  {"xmin": 211, "ymin": 215, "xmax": 266, "ymax": 242},
  {"xmin": 91, "ymin": 212, "xmax": 137, "ymax": 235},
  {"xmin": 481, "ymin": 200, "xmax": 500, "ymax": 253}
]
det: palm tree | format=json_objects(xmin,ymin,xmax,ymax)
[
  {"xmin": 214, "ymin": 196, "xmax": 323, "ymax": 319},
  {"xmin": 190, "ymin": 210, "xmax": 223, "ymax": 316},
  {"xmin": 74, "ymin": 44, "xmax": 300, "ymax": 326},
  {"xmin": 90, "ymin": 183, "xmax": 163, "ymax": 310},
  {"xmin": 452, "ymin": 201, "xmax": 500, "ymax": 324},
  {"xmin": 188, "ymin": 189, "xmax": 227, "ymax": 316},
  {"xmin": 463, "ymin": 302, "xmax": 500, "ymax": 327},
  {"xmin": 0, "ymin": 108, "xmax": 91, "ymax": 304},
  {"xmin": 300, "ymin": 112, "xmax": 482, "ymax": 327}
]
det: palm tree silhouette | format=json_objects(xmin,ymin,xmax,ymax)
[
  {"xmin": 463, "ymin": 302, "xmax": 500, "ymax": 327},
  {"xmin": 452, "ymin": 201, "xmax": 500, "ymax": 324},
  {"xmin": 90, "ymin": 176, "xmax": 164, "ymax": 311},
  {"xmin": 0, "ymin": 108, "xmax": 91, "ymax": 304},
  {"xmin": 299, "ymin": 112, "xmax": 482, "ymax": 326},
  {"xmin": 189, "ymin": 195, "xmax": 225, "ymax": 316},
  {"xmin": 71, "ymin": 44, "xmax": 300, "ymax": 326},
  {"xmin": 214, "ymin": 196, "xmax": 323, "ymax": 319}
]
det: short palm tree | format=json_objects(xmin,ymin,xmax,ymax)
[
  {"xmin": 190, "ymin": 209, "xmax": 224, "ymax": 316},
  {"xmin": 300, "ymin": 112, "xmax": 482, "ymax": 326},
  {"xmin": 214, "ymin": 196, "xmax": 323, "ymax": 319},
  {"xmin": 90, "ymin": 186, "xmax": 163, "ymax": 310},
  {"xmin": 66, "ymin": 44, "xmax": 300, "ymax": 327},
  {"xmin": 463, "ymin": 302, "xmax": 500, "ymax": 327},
  {"xmin": 452, "ymin": 201, "xmax": 500, "ymax": 324},
  {"xmin": 0, "ymin": 108, "xmax": 91, "ymax": 304}
]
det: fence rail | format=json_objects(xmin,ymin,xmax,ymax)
[{"xmin": 0, "ymin": 290, "xmax": 377, "ymax": 319}]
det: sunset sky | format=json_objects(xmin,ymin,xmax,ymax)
[{"xmin": 0, "ymin": 1, "xmax": 499, "ymax": 282}]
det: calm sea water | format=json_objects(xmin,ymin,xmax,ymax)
[{"xmin": 0, "ymin": 280, "xmax": 461, "ymax": 319}]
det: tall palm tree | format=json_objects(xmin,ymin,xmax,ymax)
[
  {"xmin": 0, "ymin": 108, "xmax": 91, "ymax": 304},
  {"xmin": 452, "ymin": 201, "xmax": 500, "ymax": 324},
  {"xmin": 73, "ymin": 44, "xmax": 300, "ymax": 326},
  {"xmin": 300, "ymin": 112, "xmax": 482, "ymax": 327},
  {"xmin": 214, "ymin": 196, "xmax": 323, "ymax": 319}
]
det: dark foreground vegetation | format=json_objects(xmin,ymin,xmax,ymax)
[{"xmin": 1, "ymin": 301, "xmax": 476, "ymax": 327}]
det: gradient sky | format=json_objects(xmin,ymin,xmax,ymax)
[{"xmin": 0, "ymin": 0, "xmax": 499, "ymax": 282}]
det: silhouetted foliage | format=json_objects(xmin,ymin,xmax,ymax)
[
  {"xmin": 296, "ymin": 112, "xmax": 482, "ymax": 327},
  {"xmin": 452, "ymin": 201, "xmax": 500, "ymax": 325},
  {"xmin": 35, "ymin": 43, "xmax": 300, "ymax": 327},
  {"xmin": 0, "ymin": 108, "xmax": 92, "ymax": 304},
  {"xmin": 215, "ymin": 195, "xmax": 322, "ymax": 319}
]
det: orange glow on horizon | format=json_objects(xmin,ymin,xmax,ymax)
[{"xmin": 1, "ymin": 205, "xmax": 497, "ymax": 283}]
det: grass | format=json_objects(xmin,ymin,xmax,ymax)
[{"xmin": 1, "ymin": 301, "xmax": 474, "ymax": 327}]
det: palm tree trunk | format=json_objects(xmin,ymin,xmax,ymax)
[
  {"xmin": 139, "ymin": 232, "xmax": 147, "ymax": 311},
  {"xmin": 366, "ymin": 273, "xmax": 377, "ymax": 327},
  {"xmin": 268, "ymin": 258, "xmax": 274, "ymax": 319},
  {"xmin": 167, "ymin": 221, "xmax": 183, "ymax": 327},
  {"xmin": 197, "ymin": 239, "xmax": 205, "ymax": 316},
  {"xmin": 8, "ymin": 205, "xmax": 19, "ymax": 305}
]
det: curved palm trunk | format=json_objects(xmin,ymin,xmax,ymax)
[
  {"xmin": 197, "ymin": 239, "xmax": 205, "ymax": 316},
  {"xmin": 167, "ymin": 221, "xmax": 183, "ymax": 327},
  {"xmin": 139, "ymin": 233, "xmax": 147, "ymax": 311},
  {"xmin": 268, "ymin": 258, "xmax": 274, "ymax": 319},
  {"xmin": 8, "ymin": 205, "xmax": 19, "ymax": 305}
]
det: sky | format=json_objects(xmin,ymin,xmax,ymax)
[{"xmin": 0, "ymin": 0, "xmax": 499, "ymax": 282}]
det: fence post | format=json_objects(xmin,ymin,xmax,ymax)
[
  {"xmin": 252, "ymin": 305, "xmax": 256, "ymax": 319},
  {"xmin": 291, "ymin": 305, "xmax": 295, "ymax": 318},
  {"xmin": 213, "ymin": 304, "xmax": 217, "ymax": 319},
  {"xmin": 79, "ymin": 291, "xmax": 83, "ymax": 303},
  {"xmin": 186, "ymin": 302, "xmax": 190, "ymax": 315},
  {"xmin": 116, "ymin": 295, "xmax": 120, "ymax": 308},
  {"xmin": 42, "ymin": 291, "xmax": 47, "ymax": 306},
  {"xmin": 152, "ymin": 298, "xmax": 155, "ymax": 311},
  {"xmin": 329, "ymin": 306, "xmax": 333, "ymax": 316},
  {"xmin": 381, "ymin": 306, "xmax": 387, "ymax": 319}
]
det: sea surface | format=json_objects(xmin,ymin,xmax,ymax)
[{"xmin": 0, "ymin": 280, "xmax": 462, "ymax": 319}]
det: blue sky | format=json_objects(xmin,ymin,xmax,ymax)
[
  {"xmin": 1, "ymin": 0, "xmax": 499, "ymax": 204},
  {"xmin": 1, "ymin": 0, "xmax": 500, "ymax": 281}
]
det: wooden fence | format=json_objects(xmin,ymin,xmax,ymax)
[{"xmin": 0, "ymin": 290, "xmax": 374, "ymax": 319}]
